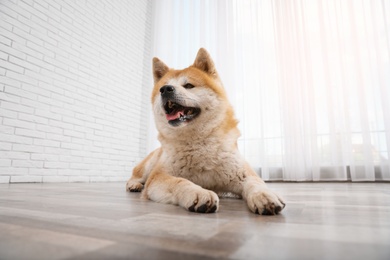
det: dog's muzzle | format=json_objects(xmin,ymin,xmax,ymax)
[{"xmin": 160, "ymin": 85, "xmax": 201, "ymax": 126}]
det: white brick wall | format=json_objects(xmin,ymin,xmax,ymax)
[{"xmin": 0, "ymin": 0, "xmax": 152, "ymax": 183}]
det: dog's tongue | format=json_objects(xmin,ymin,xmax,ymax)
[{"xmin": 166, "ymin": 110, "xmax": 184, "ymax": 121}]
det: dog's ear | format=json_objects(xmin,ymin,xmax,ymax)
[
  {"xmin": 193, "ymin": 48, "xmax": 218, "ymax": 78},
  {"xmin": 153, "ymin": 57, "xmax": 169, "ymax": 84}
]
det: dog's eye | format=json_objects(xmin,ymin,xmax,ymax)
[{"xmin": 183, "ymin": 83, "xmax": 195, "ymax": 89}]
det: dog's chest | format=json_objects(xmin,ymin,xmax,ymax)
[{"xmin": 166, "ymin": 141, "xmax": 242, "ymax": 188}]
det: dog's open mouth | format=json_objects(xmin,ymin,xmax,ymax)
[{"xmin": 164, "ymin": 100, "xmax": 200, "ymax": 126}]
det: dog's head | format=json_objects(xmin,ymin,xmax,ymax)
[{"xmin": 151, "ymin": 48, "xmax": 238, "ymax": 140}]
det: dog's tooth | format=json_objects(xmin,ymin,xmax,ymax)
[
  {"xmin": 187, "ymin": 109, "xmax": 193, "ymax": 115},
  {"xmin": 168, "ymin": 101, "xmax": 173, "ymax": 108}
]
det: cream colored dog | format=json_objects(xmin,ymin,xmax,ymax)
[{"xmin": 126, "ymin": 48, "xmax": 285, "ymax": 215}]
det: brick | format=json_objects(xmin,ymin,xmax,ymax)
[
  {"xmin": 3, "ymin": 118, "xmax": 35, "ymax": 130},
  {"xmin": 51, "ymin": 107, "xmax": 75, "ymax": 117},
  {"xmin": 70, "ymin": 163, "xmax": 91, "ymax": 169},
  {"xmin": 26, "ymin": 41, "xmax": 55, "ymax": 58},
  {"xmin": 20, "ymin": 0, "xmax": 34, "ymax": 7},
  {"xmin": 0, "ymin": 151, "xmax": 30, "ymax": 160},
  {"xmin": 0, "ymin": 42, "xmax": 26, "ymax": 59},
  {"xmin": 37, "ymin": 95, "xmax": 59, "ymax": 107},
  {"xmin": 24, "ymin": 70, "xmax": 53, "ymax": 84},
  {"xmin": 11, "ymin": 42, "xmax": 43, "ymax": 60},
  {"xmin": 0, "ymin": 35, "xmax": 12, "ymax": 46},
  {"xmin": 42, "ymin": 176, "xmax": 69, "ymax": 183},
  {"xmin": 14, "ymin": 4, "xmax": 32, "ymax": 19},
  {"xmin": 13, "ymin": 14, "xmax": 33, "ymax": 32},
  {"xmin": 0, "ymin": 5, "xmax": 18, "ymax": 19},
  {"xmin": 36, "ymin": 124, "xmax": 63, "ymax": 135},
  {"xmin": 0, "ymin": 67, "xmax": 6, "ymax": 75},
  {"xmin": 12, "ymin": 27, "xmax": 35, "ymax": 43},
  {"xmin": 48, "ymin": 1, "xmax": 61, "ymax": 11},
  {"xmin": 61, "ymin": 142, "xmax": 82, "ymax": 150},
  {"xmin": 8, "ymin": 56, "xmax": 40, "ymax": 72},
  {"xmin": 62, "ymin": 113, "xmax": 84, "ymax": 126},
  {"xmin": 5, "ymin": 85, "xmax": 38, "ymax": 100},
  {"xmin": 12, "ymin": 144, "xmax": 44, "ymax": 153},
  {"xmin": 33, "ymin": 138, "xmax": 60, "ymax": 148},
  {"xmin": 30, "ymin": 168, "xmax": 58, "ymax": 176},
  {"xmin": 0, "ymin": 59, "xmax": 24, "ymax": 74},
  {"xmin": 21, "ymin": 97, "xmax": 51, "ymax": 110},
  {"xmin": 22, "ymin": 83, "xmax": 51, "ymax": 97},
  {"xmin": 26, "ymin": 4, "xmax": 48, "ymax": 22},
  {"xmin": 69, "ymin": 137, "xmax": 92, "ymax": 147},
  {"xmin": 44, "ymin": 147, "xmax": 70, "ymax": 156},
  {"xmin": 0, "ymin": 76, "xmax": 21, "ymax": 88},
  {"xmin": 46, "ymin": 133, "xmax": 71, "ymax": 142},
  {"xmin": 0, "ymin": 167, "xmax": 27, "ymax": 176},
  {"xmin": 41, "ymin": 81, "xmax": 64, "ymax": 95},
  {"xmin": 74, "ymin": 113, "xmax": 94, "ymax": 123},
  {"xmin": 18, "ymin": 112, "xmax": 48, "ymax": 125},
  {"xmin": 85, "ymin": 121, "xmax": 103, "ymax": 131},
  {"xmin": 51, "ymin": 93, "xmax": 74, "ymax": 104},
  {"xmin": 30, "ymin": 28, "xmax": 57, "ymax": 47},
  {"xmin": 35, "ymin": 109, "xmax": 62, "ymax": 121},
  {"xmin": 30, "ymin": 153, "xmax": 59, "ymax": 161},
  {"xmin": 0, "ymin": 159, "xmax": 12, "ymax": 167},
  {"xmin": 60, "ymin": 155, "xmax": 82, "ymax": 163},
  {"xmin": 0, "ymin": 17, "xmax": 13, "ymax": 31},
  {"xmin": 0, "ymin": 125, "xmax": 14, "ymax": 134},
  {"xmin": 63, "ymin": 129, "xmax": 84, "ymax": 138},
  {"xmin": 15, "ymin": 128, "xmax": 46, "ymax": 139},
  {"xmin": 57, "ymin": 169, "xmax": 80, "ymax": 176},
  {"xmin": 12, "ymin": 159, "xmax": 43, "ymax": 168},
  {"xmin": 10, "ymin": 175, "xmax": 42, "ymax": 183},
  {"xmin": 43, "ymin": 55, "xmax": 68, "ymax": 71},
  {"xmin": 49, "ymin": 119, "xmax": 74, "ymax": 131},
  {"xmin": 71, "ymin": 149, "xmax": 90, "ymax": 157},
  {"xmin": 1, "ymin": 101, "xmax": 34, "ymax": 114},
  {"xmin": 44, "ymin": 161, "xmax": 69, "ymax": 169},
  {"xmin": 0, "ymin": 141, "xmax": 13, "ymax": 151},
  {"xmin": 0, "ymin": 176, "xmax": 10, "ymax": 183},
  {"xmin": 5, "ymin": 70, "xmax": 39, "ymax": 86},
  {"xmin": 41, "ymin": 68, "xmax": 66, "ymax": 82},
  {"xmin": 0, "ymin": 91, "xmax": 21, "ymax": 103}
]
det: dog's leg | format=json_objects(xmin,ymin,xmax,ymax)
[
  {"xmin": 142, "ymin": 169, "xmax": 219, "ymax": 213},
  {"xmin": 126, "ymin": 149, "xmax": 161, "ymax": 192},
  {"xmin": 241, "ymin": 164, "xmax": 286, "ymax": 215}
]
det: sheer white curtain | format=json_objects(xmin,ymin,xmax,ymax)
[{"xmin": 150, "ymin": 0, "xmax": 390, "ymax": 181}]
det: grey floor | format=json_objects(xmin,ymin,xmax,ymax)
[{"xmin": 0, "ymin": 182, "xmax": 389, "ymax": 260}]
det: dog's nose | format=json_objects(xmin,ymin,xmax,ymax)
[{"xmin": 160, "ymin": 85, "xmax": 175, "ymax": 95}]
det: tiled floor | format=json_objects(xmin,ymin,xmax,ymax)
[{"xmin": 0, "ymin": 182, "xmax": 389, "ymax": 259}]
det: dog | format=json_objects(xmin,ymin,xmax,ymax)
[{"xmin": 126, "ymin": 48, "xmax": 285, "ymax": 215}]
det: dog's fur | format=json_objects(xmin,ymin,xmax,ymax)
[{"xmin": 126, "ymin": 48, "xmax": 285, "ymax": 215}]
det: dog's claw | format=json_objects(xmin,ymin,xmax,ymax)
[
  {"xmin": 188, "ymin": 204, "xmax": 196, "ymax": 212},
  {"xmin": 208, "ymin": 205, "xmax": 217, "ymax": 213},
  {"xmin": 196, "ymin": 204, "xmax": 208, "ymax": 213}
]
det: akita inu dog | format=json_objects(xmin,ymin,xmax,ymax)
[{"xmin": 126, "ymin": 48, "xmax": 285, "ymax": 215}]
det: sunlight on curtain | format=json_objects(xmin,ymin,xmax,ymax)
[{"xmin": 150, "ymin": 0, "xmax": 390, "ymax": 181}]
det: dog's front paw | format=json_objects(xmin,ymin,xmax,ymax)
[
  {"xmin": 179, "ymin": 187, "xmax": 219, "ymax": 213},
  {"xmin": 126, "ymin": 179, "xmax": 144, "ymax": 192},
  {"xmin": 246, "ymin": 189, "xmax": 285, "ymax": 215}
]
